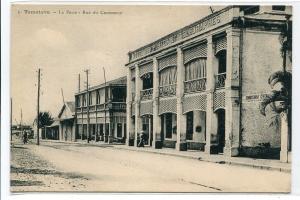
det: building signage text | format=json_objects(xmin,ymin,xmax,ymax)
[{"xmin": 129, "ymin": 9, "xmax": 230, "ymax": 62}]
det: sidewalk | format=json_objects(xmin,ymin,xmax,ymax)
[{"xmin": 41, "ymin": 139, "xmax": 291, "ymax": 173}]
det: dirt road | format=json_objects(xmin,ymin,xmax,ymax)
[{"xmin": 10, "ymin": 141, "xmax": 290, "ymax": 192}]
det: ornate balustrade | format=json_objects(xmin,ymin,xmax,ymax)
[
  {"xmin": 215, "ymin": 72, "xmax": 226, "ymax": 89},
  {"xmin": 184, "ymin": 77, "xmax": 207, "ymax": 93},
  {"xmin": 159, "ymin": 84, "xmax": 176, "ymax": 97},
  {"xmin": 140, "ymin": 88, "xmax": 153, "ymax": 101}
]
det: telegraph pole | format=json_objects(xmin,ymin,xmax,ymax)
[
  {"xmin": 84, "ymin": 69, "xmax": 90, "ymax": 143},
  {"xmin": 37, "ymin": 68, "xmax": 40, "ymax": 145},
  {"xmin": 10, "ymin": 98, "xmax": 12, "ymax": 141},
  {"xmin": 103, "ymin": 67, "xmax": 108, "ymax": 143}
]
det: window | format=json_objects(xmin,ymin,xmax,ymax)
[
  {"xmin": 185, "ymin": 58, "xmax": 207, "ymax": 81},
  {"xmin": 272, "ymin": 6, "xmax": 285, "ymax": 11},
  {"xmin": 217, "ymin": 50, "xmax": 227, "ymax": 74},
  {"xmin": 76, "ymin": 96, "xmax": 81, "ymax": 107},
  {"xmin": 117, "ymin": 123, "xmax": 122, "ymax": 138},
  {"xmin": 186, "ymin": 112, "xmax": 194, "ymax": 140},
  {"xmin": 96, "ymin": 90, "xmax": 100, "ymax": 104},
  {"xmin": 112, "ymin": 87, "xmax": 126, "ymax": 102},
  {"xmin": 142, "ymin": 73, "xmax": 153, "ymax": 90},
  {"xmin": 165, "ymin": 113, "xmax": 173, "ymax": 139},
  {"xmin": 88, "ymin": 92, "xmax": 93, "ymax": 105},
  {"xmin": 82, "ymin": 94, "xmax": 87, "ymax": 106},
  {"xmin": 159, "ymin": 67, "xmax": 177, "ymax": 86}
]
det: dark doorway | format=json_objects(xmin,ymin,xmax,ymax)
[{"xmin": 216, "ymin": 109, "xmax": 225, "ymax": 153}]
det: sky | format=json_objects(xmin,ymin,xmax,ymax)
[{"xmin": 11, "ymin": 4, "xmax": 224, "ymax": 125}]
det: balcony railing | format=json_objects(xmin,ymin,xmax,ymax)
[
  {"xmin": 111, "ymin": 102, "xmax": 126, "ymax": 110},
  {"xmin": 140, "ymin": 88, "xmax": 153, "ymax": 101},
  {"xmin": 159, "ymin": 84, "xmax": 176, "ymax": 97},
  {"xmin": 215, "ymin": 72, "xmax": 226, "ymax": 89},
  {"xmin": 184, "ymin": 77, "xmax": 207, "ymax": 93},
  {"xmin": 96, "ymin": 104, "xmax": 105, "ymax": 110}
]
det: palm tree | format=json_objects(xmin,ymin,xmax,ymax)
[{"xmin": 259, "ymin": 15, "xmax": 292, "ymax": 162}]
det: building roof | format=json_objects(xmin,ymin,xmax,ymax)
[
  {"xmin": 58, "ymin": 101, "xmax": 75, "ymax": 120},
  {"xmin": 65, "ymin": 101, "xmax": 75, "ymax": 113},
  {"xmin": 47, "ymin": 120, "xmax": 60, "ymax": 127},
  {"xmin": 75, "ymin": 76, "xmax": 127, "ymax": 95}
]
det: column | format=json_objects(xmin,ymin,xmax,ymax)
[
  {"xmin": 176, "ymin": 47, "xmax": 187, "ymax": 151},
  {"xmin": 280, "ymin": 112, "xmax": 289, "ymax": 162},
  {"xmin": 205, "ymin": 35, "xmax": 218, "ymax": 154},
  {"xmin": 224, "ymin": 28, "xmax": 241, "ymax": 157},
  {"xmin": 152, "ymin": 57, "xmax": 162, "ymax": 148},
  {"xmin": 126, "ymin": 67, "xmax": 134, "ymax": 146},
  {"xmin": 134, "ymin": 64, "xmax": 142, "ymax": 147}
]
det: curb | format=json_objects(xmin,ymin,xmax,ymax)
[{"xmin": 40, "ymin": 139, "xmax": 291, "ymax": 173}]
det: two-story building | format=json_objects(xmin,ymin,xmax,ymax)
[
  {"xmin": 125, "ymin": 5, "xmax": 292, "ymax": 160},
  {"xmin": 75, "ymin": 76, "xmax": 127, "ymax": 143}
]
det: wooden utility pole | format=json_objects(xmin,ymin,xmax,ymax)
[
  {"xmin": 10, "ymin": 98, "xmax": 12, "ymax": 141},
  {"xmin": 103, "ymin": 67, "xmax": 107, "ymax": 143},
  {"xmin": 37, "ymin": 68, "xmax": 41, "ymax": 145},
  {"xmin": 84, "ymin": 69, "xmax": 90, "ymax": 143},
  {"xmin": 78, "ymin": 74, "xmax": 81, "ymax": 92},
  {"xmin": 20, "ymin": 109, "xmax": 23, "ymax": 137}
]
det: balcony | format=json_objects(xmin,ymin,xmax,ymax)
[
  {"xmin": 140, "ymin": 88, "xmax": 153, "ymax": 101},
  {"xmin": 159, "ymin": 84, "xmax": 176, "ymax": 97},
  {"xmin": 215, "ymin": 72, "xmax": 226, "ymax": 89},
  {"xmin": 111, "ymin": 102, "xmax": 126, "ymax": 111},
  {"xmin": 184, "ymin": 77, "xmax": 206, "ymax": 93}
]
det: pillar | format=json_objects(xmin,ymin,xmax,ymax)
[
  {"xmin": 280, "ymin": 112, "xmax": 289, "ymax": 162},
  {"xmin": 134, "ymin": 64, "xmax": 142, "ymax": 147},
  {"xmin": 126, "ymin": 67, "xmax": 135, "ymax": 146},
  {"xmin": 224, "ymin": 28, "xmax": 241, "ymax": 157},
  {"xmin": 205, "ymin": 35, "xmax": 218, "ymax": 154},
  {"xmin": 152, "ymin": 57, "xmax": 162, "ymax": 148},
  {"xmin": 176, "ymin": 47, "xmax": 187, "ymax": 151}
]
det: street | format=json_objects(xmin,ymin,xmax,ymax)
[{"xmin": 10, "ymin": 140, "xmax": 290, "ymax": 193}]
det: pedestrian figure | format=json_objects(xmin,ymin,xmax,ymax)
[
  {"xmin": 23, "ymin": 131, "xmax": 28, "ymax": 144},
  {"xmin": 138, "ymin": 130, "xmax": 146, "ymax": 147}
]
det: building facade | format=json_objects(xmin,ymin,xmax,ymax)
[
  {"xmin": 125, "ymin": 6, "xmax": 292, "ymax": 159},
  {"xmin": 44, "ymin": 101, "xmax": 76, "ymax": 141},
  {"xmin": 75, "ymin": 76, "xmax": 127, "ymax": 143}
]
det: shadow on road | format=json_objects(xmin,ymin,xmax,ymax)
[
  {"xmin": 11, "ymin": 166, "xmax": 88, "ymax": 180},
  {"xmin": 11, "ymin": 180, "xmax": 44, "ymax": 187}
]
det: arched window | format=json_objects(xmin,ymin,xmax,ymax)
[
  {"xmin": 184, "ymin": 58, "xmax": 207, "ymax": 93},
  {"xmin": 215, "ymin": 50, "xmax": 227, "ymax": 89}
]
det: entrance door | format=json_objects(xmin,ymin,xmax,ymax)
[{"xmin": 216, "ymin": 109, "xmax": 225, "ymax": 153}]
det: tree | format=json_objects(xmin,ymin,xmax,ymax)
[
  {"xmin": 259, "ymin": 15, "xmax": 292, "ymax": 162},
  {"xmin": 37, "ymin": 111, "xmax": 54, "ymax": 129}
]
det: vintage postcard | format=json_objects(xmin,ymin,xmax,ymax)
[{"xmin": 10, "ymin": 3, "xmax": 292, "ymax": 193}]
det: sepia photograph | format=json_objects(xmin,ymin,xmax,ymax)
[{"xmin": 9, "ymin": 3, "xmax": 292, "ymax": 193}]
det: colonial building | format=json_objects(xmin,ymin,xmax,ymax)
[
  {"xmin": 44, "ymin": 101, "xmax": 76, "ymax": 141},
  {"xmin": 75, "ymin": 76, "xmax": 127, "ymax": 143},
  {"xmin": 125, "ymin": 5, "xmax": 292, "ymax": 159}
]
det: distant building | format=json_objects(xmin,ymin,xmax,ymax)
[
  {"xmin": 44, "ymin": 101, "xmax": 76, "ymax": 141},
  {"xmin": 75, "ymin": 76, "xmax": 127, "ymax": 143},
  {"xmin": 125, "ymin": 5, "xmax": 292, "ymax": 160}
]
